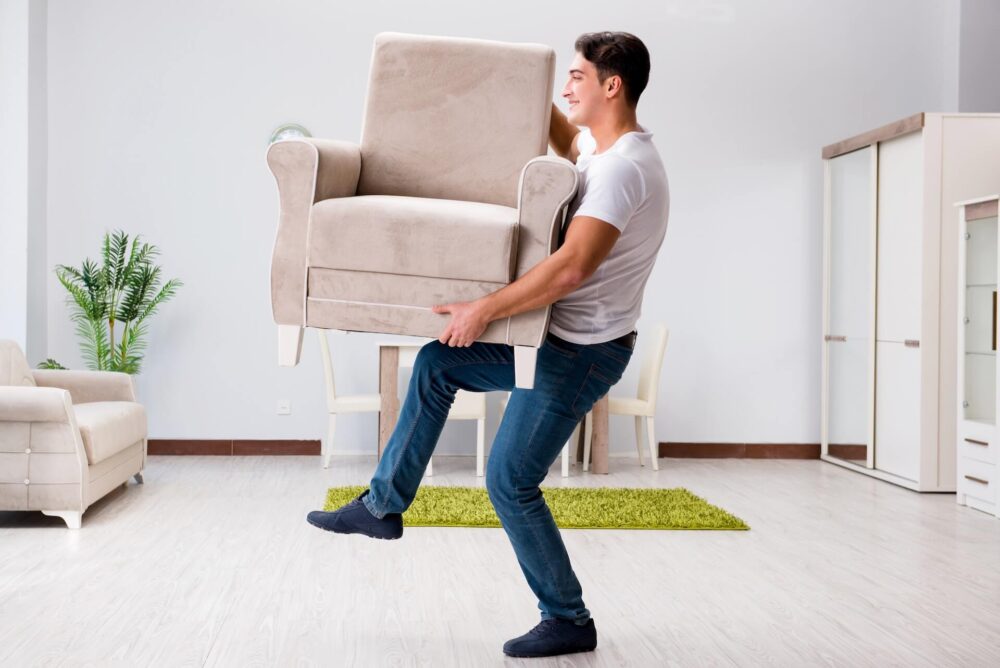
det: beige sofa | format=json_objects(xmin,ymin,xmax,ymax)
[
  {"xmin": 0, "ymin": 340, "xmax": 146, "ymax": 529},
  {"xmin": 266, "ymin": 32, "xmax": 579, "ymax": 389}
]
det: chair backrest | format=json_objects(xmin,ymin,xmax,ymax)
[
  {"xmin": 356, "ymin": 32, "xmax": 555, "ymax": 208},
  {"xmin": 636, "ymin": 324, "xmax": 670, "ymax": 404},
  {"xmin": 0, "ymin": 340, "xmax": 37, "ymax": 387}
]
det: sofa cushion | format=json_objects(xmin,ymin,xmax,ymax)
[
  {"xmin": 308, "ymin": 195, "xmax": 519, "ymax": 283},
  {"xmin": 72, "ymin": 401, "xmax": 146, "ymax": 465},
  {"xmin": 0, "ymin": 340, "xmax": 37, "ymax": 387}
]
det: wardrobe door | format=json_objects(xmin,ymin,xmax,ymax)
[
  {"xmin": 873, "ymin": 131, "xmax": 925, "ymax": 481},
  {"xmin": 823, "ymin": 146, "xmax": 876, "ymax": 467}
]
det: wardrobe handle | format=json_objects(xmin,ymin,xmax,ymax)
[
  {"xmin": 825, "ymin": 335, "xmax": 847, "ymax": 342},
  {"xmin": 965, "ymin": 475, "xmax": 990, "ymax": 485},
  {"xmin": 965, "ymin": 438, "xmax": 989, "ymax": 447},
  {"xmin": 904, "ymin": 340, "xmax": 920, "ymax": 348}
]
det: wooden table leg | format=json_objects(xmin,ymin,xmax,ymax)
[
  {"xmin": 378, "ymin": 346, "xmax": 400, "ymax": 461},
  {"xmin": 591, "ymin": 394, "xmax": 609, "ymax": 474}
]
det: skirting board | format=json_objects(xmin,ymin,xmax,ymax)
[{"xmin": 149, "ymin": 440, "xmax": 821, "ymax": 459}]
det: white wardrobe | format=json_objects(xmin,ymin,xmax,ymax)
[
  {"xmin": 821, "ymin": 113, "xmax": 1000, "ymax": 492},
  {"xmin": 956, "ymin": 195, "xmax": 1000, "ymax": 516}
]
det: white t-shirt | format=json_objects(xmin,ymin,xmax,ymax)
[{"xmin": 548, "ymin": 123, "xmax": 670, "ymax": 344}]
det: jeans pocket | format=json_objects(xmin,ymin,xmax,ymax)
[
  {"xmin": 571, "ymin": 362, "xmax": 626, "ymax": 419},
  {"xmin": 544, "ymin": 333, "xmax": 581, "ymax": 359}
]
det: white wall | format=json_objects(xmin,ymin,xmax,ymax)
[
  {"xmin": 959, "ymin": 0, "xmax": 1000, "ymax": 112},
  {"xmin": 39, "ymin": 0, "xmax": 965, "ymax": 454}
]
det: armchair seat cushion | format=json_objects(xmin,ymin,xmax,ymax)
[
  {"xmin": 308, "ymin": 195, "xmax": 520, "ymax": 283},
  {"xmin": 72, "ymin": 401, "xmax": 147, "ymax": 465}
]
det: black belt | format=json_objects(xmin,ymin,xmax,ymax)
[{"xmin": 549, "ymin": 330, "xmax": 637, "ymax": 350}]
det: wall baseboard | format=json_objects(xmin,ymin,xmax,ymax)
[
  {"xmin": 150, "ymin": 440, "xmax": 821, "ymax": 459},
  {"xmin": 149, "ymin": 440, "xmax": 320, "ymax": 455},
  {"xmin": 659, "ymin": 442, "xmax": 820, "ymax": 459}
]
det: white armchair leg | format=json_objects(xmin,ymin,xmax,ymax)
[
  {"xmin": 635, "ymin": 416, "xmax": 645, "ymax": 467},
  {"xmin": 583, "ymin": 412, "xmax": 594, "ymax": 472},
  {"xmin": 323, "ymin": 414, "xmax": 336, "ymax": 469},
  {"xmin": 426, "ymin": 457, "xmax": 434, "ymax": 477},
  {"xmin": 278, "ymin": 325, "xmax": 304, "ymax": 366},
  {"xmin": 513, "ymin": 346, "xmax": 537, "ymax": 389},
  {"xmin": 477, "ymin": 418, "xmax": 486, "ymax": 477},
  {"xmin": 646, "ymin": 416, "xmax": 659, "ymax": 471},
  {"xmin": 42, "ymin": 510, "xmax": 82, "ymax": 529},
  {"xmin": 562, "ymin": 422, "xmax": 580, "ymax": 478}
]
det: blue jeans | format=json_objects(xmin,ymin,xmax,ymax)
[{"xmin": 363, "ymin": 330, "xmax": 635, "ymax": 624}]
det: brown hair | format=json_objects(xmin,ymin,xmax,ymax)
[{"xmin": 574, "ymin": 31, "xmax": 650, "ymax": 108}]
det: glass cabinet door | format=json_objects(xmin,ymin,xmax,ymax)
[
  {"xmin": 962, "ymin": 206, "xmax": 999, "ymax": 424},
  {"xmin": 823, "ymin": 146, "xmax": 876, "ymax": 466}
]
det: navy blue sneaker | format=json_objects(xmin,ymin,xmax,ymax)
[
  {"xmin": 502, "ymin": 618, "xmax": 597, "ymax": 658},
  {"xmin": 306, "ymin": 489, "xmax": 403, "ymax": 540}
]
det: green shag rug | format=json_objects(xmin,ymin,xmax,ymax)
[{"xmin": 324, "ymin": 485, "xmax": 748, "ymax": 531}]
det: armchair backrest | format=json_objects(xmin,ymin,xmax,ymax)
[
  {"xmin": 357, "ymin": 32, "xmax": 556, "ymax": 208},
  {"xmin": 0, "ymin": 340, "xmax": 37, "ymax": 387}
]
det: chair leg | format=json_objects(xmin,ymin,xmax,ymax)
[
  {"xmin": 562, "ymin": 423, "xmax": 580, "ymax": 478},
  {"xmin": 646, "ymin": 416, "xmax": 659, "ymax": 471},
  {"xmin": 635, "ymin": 415, "xmax": 645, "ymax": 467},
  {"xmin": 323, "ymin": 414, "xmax": 336, "ymax": 469},
  {"xmin": 513, "ymin": 346, "xmax": 537, "ymax": 389},
  {"xmin": 42, "ymin": 510, "xmax": 82, "ymax": 529},
  {"xmin": 477, "ymin": 418, "xmax": 486, "ymax": 477},
  {"xmin": 583, "ymin": 414, "xmax": 592, "ymax": 472},
  {"xmin": 426, "ymin": 457, "xmax": 434, "ymax": 477},
  {"xmin": 278, "ymin": 324, "xmax": 304, "ymax": 367}
]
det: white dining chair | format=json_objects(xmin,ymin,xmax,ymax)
[
  {"xmin": 395, "ymin": 345, "xmax": 488, "ymax": 477},
  {"xmin": 317, "ymin": 331, "xmax": 488, "ymax": 476},
  {"xmin": 582, "ymin": 323, "xmax": 671, "ymax": 471}
]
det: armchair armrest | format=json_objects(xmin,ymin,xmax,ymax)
[
  {"xmin": 510, "ymin": 155, "xmax": 579, "ymax": 346},
  {"xmin": 266, "ymin": 138, "xmax": 362, "ymax": 325},
  {"xmin": 0, "ymin": 386, "xmax": 74, "ymax": 423},
  {"xmin": 31, "ymin": 369, "xmax": 136, "ymax": 404}
]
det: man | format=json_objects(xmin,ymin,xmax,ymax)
[{"xmin": 307, "ymin": 31, "xmax": 670, "ymax": 659}]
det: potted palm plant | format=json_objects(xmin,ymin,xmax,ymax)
[{"xmin": 40, "ymin": 230, "xmax": 182, "ymax": 374}]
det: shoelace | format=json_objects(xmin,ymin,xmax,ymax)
[{"xmin": 528, "ymin": 620, "xmax": 563, "ymax": 637}]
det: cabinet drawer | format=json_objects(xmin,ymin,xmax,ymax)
[
  {"xmin": 959, "ymin": 458, "xmax": 996, "ymax": 504},
  {"xmin": 959, "ymin": 422, "xmax": 996, "ymax": 465}
]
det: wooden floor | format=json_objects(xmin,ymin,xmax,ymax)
[{"xmin": 1, "ymin": 454, "xmax": 999, "ymax": 667}]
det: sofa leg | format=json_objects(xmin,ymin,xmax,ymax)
[
  {"xmin": 513, "ymin": 346, "xmax": 537, "ymax": 389},
  {"xmin": 42, "ymin": 510, "xmax": 82, "ymax": 529},
  {"xmin": 278, "ymin": 325, "xmax": 304, "ymax": 367},
  {"xmin": 134, "ymin": 472, "xmax": 144, "ymax": 484}
]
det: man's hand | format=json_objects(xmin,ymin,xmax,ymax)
[{"xmin": 431, "ymin": 299, "xmax": 493, "ymax": 347}]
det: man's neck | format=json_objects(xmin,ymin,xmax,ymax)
[{"xmin": 590, "ymin": 112, "xmax": 640, "ymax": 155}]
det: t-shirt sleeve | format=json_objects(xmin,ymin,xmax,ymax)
[{"xmin": 573, "ymin": 156, "xmax": 645, "ymax": 232}]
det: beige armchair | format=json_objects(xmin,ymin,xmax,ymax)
[
  {"xmin": 0, "ymin": 340, "xmax": 146, "ymax": 529},
  {"xmin": 266, "ymin": 32, "xmax": 579, "ymax": 389}
]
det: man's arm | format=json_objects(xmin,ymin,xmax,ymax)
[
  {"xmin": 550, "ymin": 103, "xmax": 581, "ymax": 163},
  {"xmin": 481, "ymin": 216, "xmax": 621, "ymax": 321}
]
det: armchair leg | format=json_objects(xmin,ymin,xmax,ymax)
[
  {"xmin": 278, "ymin": 325, "xmax": 304, "ymax": 366},
  {"xmin": 476, "ymin": 418, "xmax": 486, "ymax": 477},
  {"xmin": 323, "ymin": 414, "xmax": 336, "ymax": 469},
  {"xmin": 42, "ymin": 510, "xmax": 82, "ymax": 529},
  {"xmin": 635, "ymin": 416, "xmax": 645, "ymax": 467},
  {"xmin": 513, "ymin": 346, "xmax": 537, "ymax": 389},
  {"xmin": 646, "ymin": 416, "xmax": 659, "ymax": 471}
]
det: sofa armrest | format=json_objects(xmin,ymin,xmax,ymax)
[
  {"xmin": 31, "ymin": 369, "xmax": 136, "ymax": 404},
  {"xmin": 266, "ymin": 138, "xmax": 362, "ymax": 325},
  {"xmin": 0, "ymin": 386, "xmax": 74, "ymax": 423},
  {"xmin": 510, "ymin": 156, "xmax": 579, "ymax": 346}
]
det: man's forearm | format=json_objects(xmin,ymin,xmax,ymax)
[{"xmin": 481, "ymin": 252, "xmax": 581, "ymax": 322}]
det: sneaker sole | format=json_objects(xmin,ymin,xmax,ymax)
[
  {"xmin": 503, "ymin": 647, "xmax": 596, "ymax": 658},
  {"xmin": 306, "ymin": 516, "xmax": 402, "ymax": 540}
]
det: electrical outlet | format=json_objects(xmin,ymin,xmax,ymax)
[{"xmin": 277, "ymin": 399, "xmax": 292, "ymax": 415}]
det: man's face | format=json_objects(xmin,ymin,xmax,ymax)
[{"xmin": 561, "ymin": 52, "xmax": 603, "ymax": 126}]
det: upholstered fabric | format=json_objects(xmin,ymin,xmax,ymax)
[
  {"xmin": 0, "ymin": 339, "xmax": 147, "ymax": 524},
  {"xmin": 72, "ymin": 401, "xmax": 147, "ymax": 465},
  {"xmin": 0, "ymin": 340, "xmax": 36, "ymax": 387},
  {"xmin": 32, "ymin": 369, "xmax": 135, "ymax": 404},
  {"xmin": 308, "ymin": 195, "xmax": 519, "ymax": 283},
  {"xmin": 267, "ymin": 32, "xmax": 579, "ymax": 352},
  {"xmin": 357, "ymin": 32, "xmax": 554, "ymax": 208}
]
